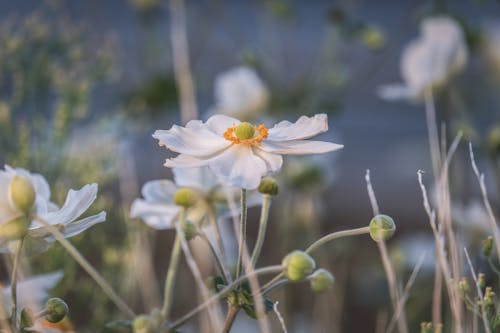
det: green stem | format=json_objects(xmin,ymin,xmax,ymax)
[
  {"xmin": 201, "ymin": 232, "xmax": 230, "ymax": 284},
  {"xmin": 249, "ymin": 194, "xmax": 271, "ymax": 267},
  {"xmin": 235, "ymin": 189, "xmax": 247, "ymax": 279},
  {"xmin": 34, "ymin": 216, "xmax": 135, "ymax": 319},
  {"xmin": 165, "ymin": 265, "xmax": 283, "ymax": 330},
  {"xmin": 305, "ymin": 226, "xmax": 370, "ymax": 254},
  {"xmin": 161, "ymin": 207, "xmax": 187, "ymax": 321},
  {"xmin": 10, "ymin": 238, "xmax": 24, "ymax": 328},
  {"xmin": 208, "ymin": 209, "xmax": 227, "ymax": 266}
]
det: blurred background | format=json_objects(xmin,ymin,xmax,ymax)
[{"xmin": 0, "ymin": 0, "xmax": 499, "ymax": 332}]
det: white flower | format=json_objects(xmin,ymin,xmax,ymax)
[
  {"xmin": 379, "ymin": 16, "xmax": 468, "ymax": 101},
  {"xmin": 130, "ymin": 167, "xmax": 259, "ymax": 229},
  {"xmin": 0, "ymin": 165, "xmax": 106, "ymax": 251},
  {"xmin": 212, "ymin": 67, "xmax": 269, "ymax": 118},
  {"xmin": 153, "ymin": 114, "xmax": 343, "ymax": 189},
  {"xmin": 1, "ymin": 271, "xmax": 63, "ymax": 318}
]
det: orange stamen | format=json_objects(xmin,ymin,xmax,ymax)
[{"xmin": 223, "ymin": 124, "xmax": 268, "ymax": 145}]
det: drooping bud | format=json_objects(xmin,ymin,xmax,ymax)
[
  {"xmin": 8, "ymin": 175, "xmax": 36, "ymax": 214},
  {"xmin": 482, "ymin": 236, "xmax": 493, "ymax": 257},
  {"xmin": 478, "ymin": 273, "xmax": 486, "ymax": 289},
  {"xmin": 182, "ymin": 220, "xmax": 199, "ymax": 241},
  {"xmin": 133, "ymin": 315, "xmax": 155, "ymax": 333},
  {"xmin": 282, "ymin": 250, "xmax": 316, "ymax": 282},
  {"xmin": 258, "ymin": 178, "xmax": 279, "ymax": 196},
  {"xmin": 369, "ymin": 214, "xmax": 396, "ymax": 242},
  {"xmin": 44, "ymin": 298, "xmax": 68, "ymax": 323},
  {"xmin": 0, "ymin": 216, "xmax": 29, "ymax": 240},
  {"xmin": 173, "ymin": 188, "xmax": 197, "ymax": 208},
  {"xmin": 235, "ymin": 122, "xmax": 255, "ymax": 140},
  {"xmin": 309, "ymin": 269, "xmax": 335, "ymax": 293}
]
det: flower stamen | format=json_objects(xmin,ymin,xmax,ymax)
[{"xmin": 223, "ymin": 123, "xmax": 268, "ymax": 145}]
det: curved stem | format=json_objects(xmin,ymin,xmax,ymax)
[
  {"xmin": 208, "ymin": 209, "xmax": 228, "ymax": 272},
  {"xmin": 235, "ymin": 189, "xmax": 247, "ymax": 279},
  {"xmin": 161, "ymin": 207, "xmax": 186, "ymax": 321},
  {"xmin": 305, "ymin": 226, "xmax": 370, "ymax": 254},
  {"xmin": 34, "ymin": 216, "xmax": 135, "ymax": 318},
  {"xmin": 263, "ymin": 279, "xmax": 289, "ymax": 295},
  {"xmin": 10, "ymin": 238, "xmax": 24, "ymax": 328},
  {"xmin": 201, "ymin": 231, "xmax": 231, "ymax": 284},
  {"xmin": 249, "ymin": 195, "xmax": 271, "ymax": 267},
  {"xmin": 165, "ymin": 265, "xmax": 283, "ymax": 330}
]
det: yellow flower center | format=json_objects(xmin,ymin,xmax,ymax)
[{"xmin": 223, "ymin": 122, "xmax": 268, "ymax": 145}]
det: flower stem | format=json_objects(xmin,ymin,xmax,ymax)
[
  {"xmin": 165, "ymin": 265, "xmax": 283, "ymax": 330},
  {"xmin": 249, "ymin": 194, "xmax": 271, "ymax": 267},
  {"xmin": 235, "ymin": 189, "xmax": 247, "ymax": 279},
  {"xmin": 305, "ymin": 226, "xmax": 370, "ymax": 254},
  {"xmin": 161, "ymin": 207, "xmax": 187, "ymax": 321},
  {"xmin": 201, "ymin": 232, "xmax": 231, "ymax": 284},
  {"xmin": 34, "ymin": 216, "xmax": 135, "ymax": 318},
  {"xmin": 222, "ymin": 305, "xmax": 239, "ymax": 333},
  {"xmin": 10, "ymin": 238, "xmax": 24, "ymax": 329}
]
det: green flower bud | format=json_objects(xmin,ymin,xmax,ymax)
[
  {"xmin": 478, "ymin": 273, "xmax": 486, "ymax": 289},
  {"xmin": 484, "ymin": 286, "xmax": 495, "ymax": 307},
  {"xmin": 483, "ymin": 236, "xmax": 494, "ymax": 257},
  {"xmin": 258, "ymin": 178, "xmax": 279, "ymax": 196},
  {"xmin": 20, "ymin": 308, "xmax": 35, "ymax": 329},
  {"xmin": 173, "ymin": 188, "xmax": 197, "ymax": 208},
  {"xmin": 182, "ymin": 220, "xmax": 198, "ymax": 241},
  {"xmin": 309, "ymin": 269, "xmax": 335, "ymax": 293},
  {"xmin": 0, "ymin": 216, "xmax": 29, "ymax": 240},
  {"xmin": 133, "ymin": 314, "xmax": 155, "ymax": 333},
  {"xmin": 235, "ymin": 122, "xmax": 255, "ymax": 140},
  {"xmin": 8, "ymin": 175, "xmax": 36, "ymax": 215},
  {"xmin": 282, "ymin": 250, "xmax": 316, "ymax": 282},
  {"xmin": 458, "ymin": 277, "xmax": 469, "ymax": 296},
  {"xmin": 369, "ymin": 214, "xmax": 396, "ymax": 242},
  {"xmin": 44, "ymin": 298, "xmax": 68, "ymax": 323}
]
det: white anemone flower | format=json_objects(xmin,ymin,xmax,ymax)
[
  {"xmin": 0, "ymin": 271, "xmax": 63, "ymax": 318},
  {"xmin": 0, "ymin": 165, "xmax": 106, "ymax": 251},
  {"xmin": 379, "ymin": 16, "xmax": 468, "ymax": 101},
  {"xmin": 153, "ymin": 114, "xmax": 343, "ymax": 190},
  {"xmin": 212, "ymin": 66, "xmax": 269, "ymax": 119},
  {"xmin": 130, "ymin": 166, "xmax": 259, "ymax": 229}
]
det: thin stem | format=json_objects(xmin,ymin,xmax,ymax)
[
  {"xmin": 200, "ymin": 232, "xmax": 230, "ymax": 284},
  {"xmin": 305, "ymin": 227, "xmax": 370, "ymax": 254},
  {"xmin": 10, "ymin": 238, "xmax": 24, "ymax": 328},
  {"xmin": 235, "ymin": 189, "xmax": 247, "ymax": 279},
  {"xmin": 222, "ymin": 305, "xmax": 239, "ymax": 333},
  {"xmin": 161, "ymin": 207, "xmax": 187, "ymax": 321},
  {"xmin": 249, "ymin": 194, "xmax": 272, "ymax": 267},
  {"xmin": 208, "ymin": 209, "xmax": 228, "ymax": 274},
  {"xmin": 165, "ymin": 265, "xmax": 283, "ymax": 330},
  {"xmin": 263, "ymin": 279, "xmax": 289, "ymax": 295},
  {"xmin": 34, "ymin": 216, "xmax": 135, "ymax": 318}
]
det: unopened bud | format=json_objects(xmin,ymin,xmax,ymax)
[
  {"xmin": 182, "ymin": 220, "xmax": 198, "ymax": 241},
  {"xmin": 282, "ymin": 250, "xmax": 316, "ymax": 282},
  {"xmin": 133, "ymin": 315, "xmax": 155, "ymax": 333},
  {"xmin": 0, "ymin": 216, "xmax": 29, "ymax": 240},
  {"xmin": 19, "ymin": 308, "xmax": 34, "ymax": 329},
  {"xmin": 258, "ymin": 178, "xmax": 279, "ymax": 196},
  {"xmin": 369, "ymin": 214, "xmax": 396, "ymax": 242},
  {"xmin": 173, "ymin": 188, "xmax": 197, "ymax": 208},
  {"xmin": 482, "ymin": 236, "xmax": 493, "ymax": 257},
  {"xmin": 420, "ymin": 322, "xmax": 433, "ymax": 333},
  {"xmin": 44, "ymin": 298, "xmax": 68, "ymax": 323},
  {"xmin": 484, "ymin": 286, "xmax": 495, "ymax": 307},
  {"xmin": 478, "ymin": 273, "xmax": 486, "ymax": 289},
  {"xmin": 458, "ymin": 277, "xmax": 469, "ymax": 296},
  {"xmin": 309, "ymin": 269, "xmax": 334, "ymax": 293},
  {"xmin": 8, "ymin": 175, "xmax": 36, "ymax": 214}
]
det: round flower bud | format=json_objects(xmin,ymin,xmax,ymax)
[
  {"xmin": 173, "ymin": 188, "xmax": 197, "ymax": 208},
  {"xmin": 478, "ymin": 273, "xmax": 486, "ymax": 289},
  {"xmin": 182, "ymin": 220, "xmax": 199, "ymax": 241},
  {"xmin": 282, "ymin": 250, "xmax": 316, "ymax": 282},
  {"xmin": 44, "ymin": 298, "xmax": 68, "ymax": 323},
  {"xmin": 133, "ymin": 315, "xmax": 155, "ymax": 333},
  {"xmin": 258, "ymin": 177, "xmax": 279, "ymax": 196},
  {"xmin": 309, "ymin": 269, "xmax": 334, "ymax": 293},
  {"xmin": 482, "ymin": 236, "xmax": 493, "ymax": 257},
  {"xmin": 8, "ymin": 175, "xmax": 36, "ymax": 215},
  {"xmin": 0, "ymin": 216, "xmax": 29, "ymax": 240},
  {"xmin": 235, "ymin": 122, "xmax": 255, "ymax": 140},
  {"xmin": 369, "ymin": 214, "xmax": 396, "ymax": 242}
]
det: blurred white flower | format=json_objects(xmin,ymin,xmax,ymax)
[
  {"xmin": 1, "ymin": 271, "xmax": 63, "ymax": 318},
  {"xmin": 392, "ymin": 233, "xmax": 435, "ymax": 273},
  {"xmin": 212, "ymin": 67, "xmax": 269, "ymax": 119},
  {"xmin": 482, "ymin": 21, "xmax": 500, "ymax": 75},
  {"xmin": 130, "ymin": 167, "xmax": 259, "ymax": 229},
  {"xmin": 379, "ymin": 16, "xmax": 468, "ymax": 101},
  {"xmin": 153, "ymin": 114, "xmax": 343, "ymax": 189},
  {"xmin": 0, "ymin": 165, "xmax": 106, "ymax": 251},
  {"xmin": 452, "ymin": 200, "xmax": 490, "ymax": 232}
]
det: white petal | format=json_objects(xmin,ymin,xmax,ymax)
[
  {"xmin": 130, "ymin": 199, "xmax": 180, "ymax": 229},
  {"xmin": 208, "ymin": 145, "xmax": 268, "ymax": 190},
  {"xmin": 38, "ymin": 184, "xmax": 98, "ymax": 227},
  {"xmin": 173, "ymin": 166, "xmax": 218, "ymax": 191},
  {"xmin": 153, "ymin": 120, "xmax": 230, "ymax": 157},
  {"xmin": 141, "ymin": 180, "xmax": 177, "ymax": 203},
  {"xmin": 267, "ymin": 114, "xmax": 329, "ymax": 141},
  {"xmin": 164, "ymin": 154, "xmax": 210, "ymax": 168},
  {"xmin": 260, "ymin": 140, "xmax": 343, "ymax": 155},
  {"xmin": 252, "ymin": 148, "xmax": 283, "ymax": 173},
  {"xmin": 59, "ymin": 211, "xmax": 106, "ymax": 239},
  {"xmin": 205, "ymin": 114, "xmax": 241, "ymax": 135}
]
